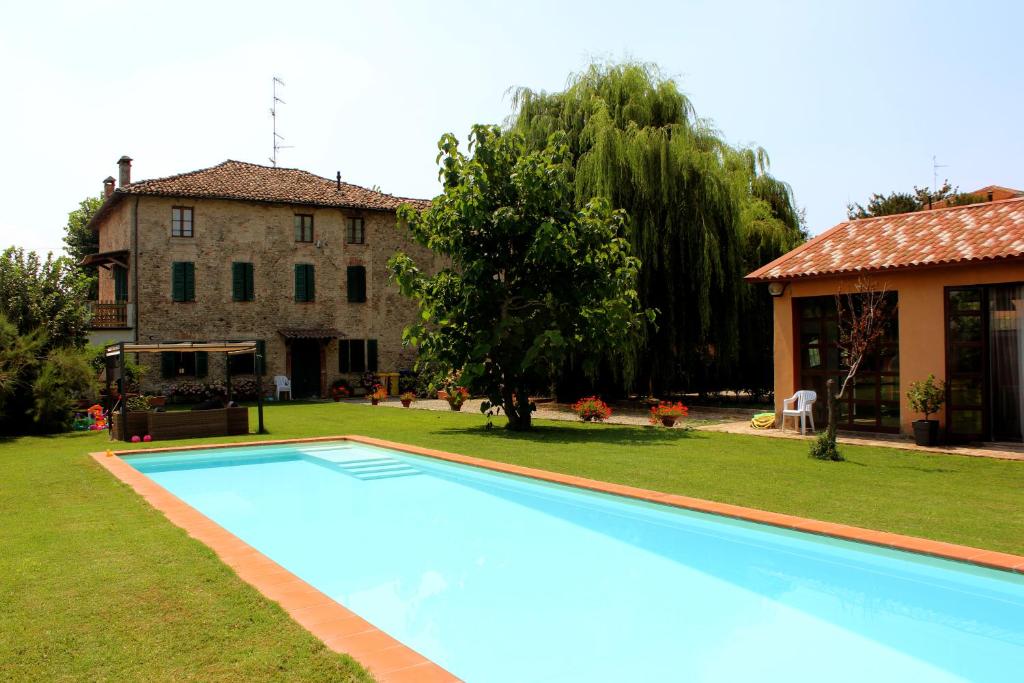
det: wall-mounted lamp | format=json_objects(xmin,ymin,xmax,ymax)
[{"xmin": 767, "ymin": 281, "xmax": 787, "ymax": 297}]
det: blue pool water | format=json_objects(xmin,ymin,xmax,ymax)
[{"xmin": 127, "ymin": 442, "xmax": 1024, "ymax": 682}]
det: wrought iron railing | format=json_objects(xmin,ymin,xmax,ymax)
[{"xmin": 88, "ymin": 301, "xmax": 129, "ymax": 328}]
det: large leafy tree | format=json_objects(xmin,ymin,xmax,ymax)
[
  {"xmin": 847, "ymin": 180, "xmax": 985, "ymax": 219},
  {"xmin": 510, "ymin": 62, "xmax": 803, "ymax": 397},
  {"xmin": 0, "ymin": 247, "xmax": 92, "ymax": 348},
  {"xmin": 62, "ymin": 195, "xmax": 103, "ymax": 298},
  {"xmin": 390, "ymin": 125, "xmax": 650, "ymax": 430}
]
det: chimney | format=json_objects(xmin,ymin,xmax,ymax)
[
  {"xmin": 117, "ymin": 155, "xmax": 133, "ymax": 187},
  {"xmin": 103, "ymin": 176, "xmax": 116, "ymax": 198},
  {"xmin": 336, "ymin": 171, "xmax": 341, "ymax": 190}
]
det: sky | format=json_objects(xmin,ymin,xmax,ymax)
[{"xmin": 1, "ymin": 0, "xmax": 1022, "ymax": 257}]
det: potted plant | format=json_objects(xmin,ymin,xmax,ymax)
[
  {"xmin": 330, "ymin": 379, "xmax": 351, "ymax": 402},
  {"xmin": 573, "ymin": 396, "xmax": 612, "ymax": 422},
  {"xmin": 369, "ymin": 384, "xmax": 388, "ymax": 405},
  {"xmin": 649, "ymin": 401, "xmax": 689, "ymax": 427},
  {"xmin": 907, "ymin": 374, "xmax": 945, "ymax": 446},
  {"xmin": 445, "ymin": 386, "xmax": 470, "ymax": 411},
  {"xmin": 400, "ymin": 391, "xmax": 416, "ymax": 408}
]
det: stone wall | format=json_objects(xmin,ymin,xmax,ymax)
[{"xmin": 121, "ymin": 195, "xmax": 437, "ymax": 395}]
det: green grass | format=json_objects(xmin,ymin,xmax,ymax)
[{"xmin": 3, "ymin": 401, "xmax": 1023, "ymax": 680}]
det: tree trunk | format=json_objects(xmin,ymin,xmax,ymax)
[
  {"xmin": 503, "ymin": 386, "xmax": 533, "ymax": 431},
  {"xmin": 826, "ymin": 378, "xmax": 837, "ymax": 442}
]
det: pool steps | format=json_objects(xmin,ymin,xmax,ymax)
[{"xmin": 299, "ymin": 448, "xmax": 422, "ymax": 481}]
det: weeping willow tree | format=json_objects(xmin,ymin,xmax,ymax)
[{"xmin": 510, "ymin": 62, "xmax": 804, "ymax": 397}]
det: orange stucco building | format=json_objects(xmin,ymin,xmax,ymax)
[{"xmin": 747, "ymin": 197, "xmax": 1024, "ymax": 443}]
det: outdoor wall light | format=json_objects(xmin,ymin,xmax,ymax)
[{"xmin": 767, "ymin": 281, "xmax": 787, "ymax": 297}]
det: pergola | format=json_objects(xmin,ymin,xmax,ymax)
[{"xmin": 104, "ymin": 340, "xmax": 265, "ymax": 437}]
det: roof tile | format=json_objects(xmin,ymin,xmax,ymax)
[
  {"xmin": 746, "ymin": 198, "xmax": 1024, "ymax": 281},
  {"xmin": 118, "ymin": 159, "xmax": 428, "ymax": 211}
]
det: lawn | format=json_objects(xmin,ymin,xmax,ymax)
[{"xmin": 2, "ymin": 401, "xmax": 1023, "ymax": 680}]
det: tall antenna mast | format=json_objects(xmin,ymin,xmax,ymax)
[
  {"xmin": 932, "ymin": 154, "xmax": 948, "ymax": 194},
  {"xmin": 269, "ymin": 76, "xmax": 294, "ymax": 167}
]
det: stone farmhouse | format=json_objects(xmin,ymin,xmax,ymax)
[{"xmin": 83, "ymin": 156, "xmax": 437, "ymax": 398}]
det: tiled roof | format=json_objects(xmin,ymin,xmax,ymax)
[
  {"xmin": 746, "ymin": 197, "xmax": 1024, "ymax": 282},
  {"xmin": 88, "ymin": 160, "xmax": 429, "ymax": 231},
  {"xmin": 119, "ymin": 160, "xmax": 428, "ymax": 211}
]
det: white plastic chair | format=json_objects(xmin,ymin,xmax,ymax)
[
  {"xmin": 782, "ymin": 390, "xmax": 816, "ymax": 435},
  {"xmin": 274, "ymin": 375, "xmax": 292, "ymax": 400}
]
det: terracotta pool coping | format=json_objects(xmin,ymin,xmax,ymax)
[{"xmin": 91, "ymin": 434, "xmax": 1024, "ymax": 679}]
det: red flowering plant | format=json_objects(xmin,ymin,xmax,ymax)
[
  {"xmin": 649, "ymin": 401, "xmax": 689, "ymax": 425},
  {"xmin": 573, "ymin": 396, "xmax": 612, "ymax": 422}
]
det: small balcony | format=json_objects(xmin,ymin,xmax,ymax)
[{"xmin": 88, "ymin": 301, "xmax": 129, "ymax": 329}]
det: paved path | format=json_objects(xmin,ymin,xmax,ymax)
[{"xmin": 700, "ymin": 420, "xmax": 1024, "ymax": 461}]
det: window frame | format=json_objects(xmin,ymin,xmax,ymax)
[
  {"xmin": 171, "ymin": 206, "xmax": 194, "ymax": 238},
  {"xmin": 294, "ymin": 263, "xmax": 316, "ymax": 302},
  {"xmin": 346, "ymin": 216, "xmax": 365, "ymax": 244},
  {"xmin": 294, "ymin": 214, "xmax": 314, "ymax": 243},
  {"xmin": 232, "ymin": 262, "xmax": 255, "ymax": 302},
  {"xmin": 171, "ymin": 261, "xmax": 196, "ymax": 303}
]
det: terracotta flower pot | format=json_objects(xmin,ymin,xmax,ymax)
[
  {"xmin": 661, "ymin": 417, "xmax": 676, "ymax": 428},
  {"xmin": 401, "ymin": 400, "xmax": 412, "ymax": 408},
  {"xmin": 449, "ymin": 403, "xmax": 462, "ymax": 411},
  {"xmin": 371, "ymin": 398, "xmax": 380, "ymax": 406}
]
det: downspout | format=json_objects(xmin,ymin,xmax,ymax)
[{"xmin": 132, "ymin": 196, "xmax": 140, "ymax": 342}]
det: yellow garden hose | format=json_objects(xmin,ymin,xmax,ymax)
[{"xmin": 751, "ymin": 412, "xmax": 776, "ymax": 429}]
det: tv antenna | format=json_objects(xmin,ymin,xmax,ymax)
[
  {"xmin": 932, "ymin": 155, "xmax": 948, "ymax": 193},
  {"xmin": 269, "ymin": 76, "xmax": 294, "ymax": 167}
]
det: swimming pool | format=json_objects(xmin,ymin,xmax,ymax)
[{"xmin": 126, "ymin": 440, "xmax": 1024, "ymax": 682}]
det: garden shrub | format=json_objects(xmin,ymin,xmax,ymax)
[{"xmin": 809, "ymin": 432, "xmax": 844, "ymax": 461}]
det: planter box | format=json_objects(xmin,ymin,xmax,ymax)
[{"xmin": 113, "ymin": 408, "xmax": 249, "ymax": 441}]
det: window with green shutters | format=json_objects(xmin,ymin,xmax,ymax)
[
  {"xmin": 112, "ymin": 266, "xmax": 128, "ymax": 303},
  {"xmin": 347, "ymin": 265, "xmax": 366, "ymax": 303},
  {"xmin": 171, "ymin": 262, "xmax": 195, "ymax": 302},
  {"xmin": 227, "ymin": 340, "xmax": 264, "ymax": 375},
  {"xmin": 232, "ymin": 262, "xmax": 255, "ymax": 301},
  {"xmin": 295, "ymin": 264, "xmax": 315, "ymax": 302}
]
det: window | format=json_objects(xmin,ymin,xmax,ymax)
[
  {"xmin": 112, "ymin": 265, "xmax": 128, "ymax": 303},
  {"xmin": 347, "ymin": 265, "xmax": 367, "ymax": 303},
  {"xmin": 227, "ymin": 340, "xmax": 265, "ymax": 375},
  {"xmin": 171, "ymin": 262, "xmax": 195, "ymax": 302},
  {"xmin": 232, "ymin": 262, "xmax": 255, "ymax": 301},
  {"xmin": 294, "ymin": 214, "xmax": 314, "ymax": 242},
  {"xmin": 294, "ymin": 263, "xmax": 315, "ymax": 302},
  {"xmin": 346, "ymin": 217, "xmax": 365, "ymax": 244},
  {"xmin": 171, "ymin": 207, "xmax": 193, "ymax": 237},
  {"xmin": 160, "ymin": 351, "xmax": 207, "ymax": 378},
  {"xmin": 339, "ymin": 339, "xmax": 376, "ymax": 373}
]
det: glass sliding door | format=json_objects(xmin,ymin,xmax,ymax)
[
  {"xmin": 945, "ymin": 283, "xmax": 1024, "ymax": 443},
  {"xmin": 989, "ymin": 285, "xmax": 1024, "ymax": 442},
  {"xmin": 796, "ymin": 294, "xmax": 900, "ymax": 432}
]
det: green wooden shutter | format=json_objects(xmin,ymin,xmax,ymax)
[
  {"xmin": 295, "ymin": 264, "xmax": 313, "ymax": 302},
  {"xmin": 195, "ymin": 351, "xmax": 208, "ymax": 378},
  {"xmin": 184, "ymin": 262, "xmax": 195, "ymax": 302},
  {"xmin": 161, "ymin": 352, "xmax": 176, "ymax": 378},
  {"xmin": 232, "ymin": 263, "xmax": 245, "ymax": 301},
  {"xmin": 295, "ymin": 264, "xmax": 306, "ymax": 302},
  {"xmin": 338, "ymin": 340, "xmax": 350, "ymax": 372},
  {"xmin": 245, "ymin": 264, "xmax": 255, "ymax": 301},
  {"xmin": 113, "ymin": 266, "xmax": 127, "ymax": 302},
  {"xmin": 347, "ymin": 266, "xmax": 366, "ymax": 303},
  {"xmin": 367, "ymin": 340, "xmax": 378, "ymax": 372},
  {"xmin": 172, "ymin": 262, "xmax": 184, "ymax": 301}
]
